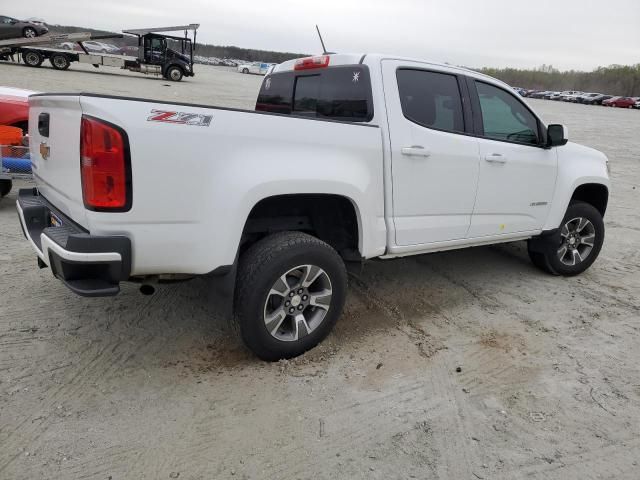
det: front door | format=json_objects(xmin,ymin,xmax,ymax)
[
  {"xmin": 467, "ymin": 80, "xmax": 557, "ymax": 237},
  {"xmin": 382, "ymin": 60, "xmax": 480, "ymax": 246},
  {"xmin": 144, "ymin": 36, "xmax": 166, "ymax": 65}
]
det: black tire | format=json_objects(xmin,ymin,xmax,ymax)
[
  {"xmin": 23, "ymin": 50, "xmax": 43, "ymax": 67},
  {"xmin": 50, "ymin": 53, "xmax": 70, "ymax": 70},
  {"xmin": 234, "ymin": 231, "xmax": 348, "ymax": 361},
  {"xmin": 528, "ymin": 201, "xmax": 604, "ymax": 276},
  {"xmin": 0, "ymin": 179, "xmax": 12, "ymax": 198},
  {"xmin": 242, "ymin": 68, "xmax": 249, "ymax": 74},
  {"xmin": 166, "ymin": 66, "xmax": 183, "ymax": 82},
  {"xmin": 23, "ymin": 27, "xmax": 37, "ymax": 38}
]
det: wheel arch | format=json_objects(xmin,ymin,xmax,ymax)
[
  {"xmin": 570, "ymin": 183, "xmax": 609, "ymax": 217},
  {"xmin": 240, "ymin": 193, "xmax": 363, "ymax": 262}
]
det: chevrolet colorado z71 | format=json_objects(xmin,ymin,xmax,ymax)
[{"xmin": 17, "ymin": 53, "xmax": 610, "ymax": 360}]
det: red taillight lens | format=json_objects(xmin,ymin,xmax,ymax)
[
  {"xmin": 294, "ymin": 55, "xmax": 330, "ymax": 71},
  {"xmin": 80, "ymin": 115, "xmax": 130, "ymax": 211}
]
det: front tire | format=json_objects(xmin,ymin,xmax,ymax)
[
  {"xmin": 234, "ymin": 232, "xmax": 347, "ymax": 361},
  {"xmin": 528, "ymin": 201, "xmax": 604, "ymax": 276},
  {"xmin": 166, "ymin": 66, "xmax": 183, "ymax": 81},
  {"xmin": 242, "ymin": 68, "xmax": 249, "ymax": 74}
]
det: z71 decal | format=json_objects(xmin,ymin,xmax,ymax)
[{"xmin": 147, "ymin": 110, "xmax": 212, "ymax": 127}]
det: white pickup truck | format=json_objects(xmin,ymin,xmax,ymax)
[{"xmin": 17, "ymin": 53, "xmax": 610, "ymax": 360}]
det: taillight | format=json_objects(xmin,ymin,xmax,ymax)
[
  {"xmin": 80, "ymin": 115, "xmax": 131, "ymax": 211},
  {"xmin": 294, "ymin": 55, "xmax": 330, "ymax": 71}
]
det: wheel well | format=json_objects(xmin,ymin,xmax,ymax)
[
  {"xmin": 571, "ymin": 183, "xmax": 608, "ymax": 216},
  {"xmin": 241, "ymin": 194, "xmax": 361, "ymax": 261}
]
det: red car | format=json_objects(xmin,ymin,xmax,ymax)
[
  {"xmin": 0, "ymin": 86, "xmax": 34, "ymax": 133},
  {"xmin": 602, "ymin": 96, "xmax": 636, "ymax": 108}
]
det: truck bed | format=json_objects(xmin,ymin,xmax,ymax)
[{"xmin": 26, "ymin": 93, "xmax": 386, "ymax": 276}]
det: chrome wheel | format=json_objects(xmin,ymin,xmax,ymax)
[
  {"xmin": 263, "ymin": 264, "xmax": 332, "ymax": 342},
  {"xmin": 558, "ymin": 217, "xmax": 596, "ymax": 266},
  {"xmin": 169, "ymin": 68, "xmax": 181, "ymax": 81},
  {"xmin": 24, "ymin": 28, "xmax": 36, "ymax": 38}
]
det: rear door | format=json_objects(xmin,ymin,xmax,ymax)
[
  {"xmin": 467, "ymin": 79, "xmax": 557, "ymax": 237},
  {"xmin": 382, "ymin": 60, "xmax": 480, "ymax": 245}
]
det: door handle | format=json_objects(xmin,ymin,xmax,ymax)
[
  {"xmin": 401, "ymin": 146, "xmax": 431, "ymax": 158},
  {"xmin": 484, "ymin": 153, "xmax": 507, "ymax": 163}
]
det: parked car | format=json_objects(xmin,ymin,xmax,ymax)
[
  {"xmin": 528, "ymin": 91, "xmax": 549, "ymax": 99},
  {"xmin": 603, "ymin": 96, "xmax": 636, "ymax": 108},
  {"xmin": 584, "ymin": 94, "xmax": 612, "ymax": 105},
  {"xmin": 81, "ymin": 41, "xmax": 120, "ymax": 54},
  {"xmin": 118, "ymin": 45, "xmax": 139, "ymax": 56},
  {"xmin": 59, "ymin": 41, "xmax": 79, "ymax": 51},
  {"xmin": 19, "ymin": 53, "xmax": 610, "ymax": 360},
  {"xmin": 633, "ymin": 99, "xmax": 640, "ymax": 109},
  {"xmin": 237, "ymin": 61, "xmax": 273, "ymax": 75},
  {"xmin": 0, "ymin": 15, "xmax": 48, "ymax": 39},
  {"xmin": 576, "ymin": 93, "xmax": 599, "ymax": 103},
  {"xmin": 560, "ymin": 91, "xmax": 583, "ymax": 101}
]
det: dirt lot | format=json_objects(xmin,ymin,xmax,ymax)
[{"xmin": 1, "ymin": 62, "xmax": 640, "ymax": 480}]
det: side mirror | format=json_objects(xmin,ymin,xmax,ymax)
[{"xmin": 547, "ymin": 124, "xmax": 568, "ymax": 147}]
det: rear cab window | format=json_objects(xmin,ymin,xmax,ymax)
[{"xmin": 256, "ymin": 65, "xmax": 374, "ymax": 122}]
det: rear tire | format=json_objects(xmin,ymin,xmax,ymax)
[
  {"xmin": 234, "ymin": 231, "xmax": 347, "ymax": 361},
  {"xmin": 0, "ymin": 179, "xmax": 12, "ymax": 198},
  {"xmin": 50, "ymin": 53, "xmax": 70, "ymax": 70},
  {"xmin": 242, "ymin": 68, "xmax": 249, "ymax": 74},
  {"xmin": 528, "ymin": 201, "xmax": 604, "ymax": 276},
  {"xmin": 22, "ymin": 50, "xmax": 43, "ymax": 67}
]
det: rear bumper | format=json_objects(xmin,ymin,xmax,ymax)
[{"xmin": 16, "ymin": 188, "xmax": 131, "ymax": 297}]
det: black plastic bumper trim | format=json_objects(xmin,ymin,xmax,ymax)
[{"xmin": 17, "ymin": 188, "xmax": 132, "ymax": 297}]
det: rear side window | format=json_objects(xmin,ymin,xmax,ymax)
[
  {"xmin": 396, "ymin": 69, "xmax": 465, "ymax": 133},
  {"xmin": 256, "ymin": 65, "xmax": 373, "ymax": 122}
]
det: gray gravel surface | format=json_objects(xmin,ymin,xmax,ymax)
[{"xmin": 1, "ymin": 62, "xmax": 640, "ymax": 479}]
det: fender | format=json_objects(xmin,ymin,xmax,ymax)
[{"xmin": 542, "ymin": 142, "xmax": 610, "ymax": 231}]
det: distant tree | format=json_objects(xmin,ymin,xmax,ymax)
[{"xmin": 475, "ymin": 64, "xmax": 640, "ymax": 96}]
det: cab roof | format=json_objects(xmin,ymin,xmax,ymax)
[{"xmin": 271, "ymin": 53, "xmax": 512, "ymax": 90}]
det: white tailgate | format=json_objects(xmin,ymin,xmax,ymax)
[{"xmin": 29, "ymin": 95, "xmax": 88, "ymax": 228}]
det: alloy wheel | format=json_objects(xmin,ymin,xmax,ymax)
[
  {"xmin": 558, "ymin": 217, "xmax": 596, "ymax": 266},
  {"xmin": 263, "ymin": 264, "xmax": 333, "ymax": 342}
]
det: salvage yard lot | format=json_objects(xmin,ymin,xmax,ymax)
[{"xmin": 1, "ymin": 62, "xmax": 639, "ymax": 479}]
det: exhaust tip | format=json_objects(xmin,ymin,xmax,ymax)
[{"xmin": 140, "ymin": 284, "xmax": 155, "ymax": 296}]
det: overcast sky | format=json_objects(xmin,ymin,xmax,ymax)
[{"xmin": 9, "ymin": 0, "xmax": 640, "ymax": 70}]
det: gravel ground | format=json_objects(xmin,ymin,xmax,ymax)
[{"xmin": 1, "ymin": 62, "xmax": 640, "ymax": 480}]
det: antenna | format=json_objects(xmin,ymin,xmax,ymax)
[{"xmin": 316, "ymin": 25, "xmax": 328, "ymax": 54}]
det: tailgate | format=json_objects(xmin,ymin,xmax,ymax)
[{"xmin": 28, "ymin": 94, "xmax": 88, "ymax": 228}]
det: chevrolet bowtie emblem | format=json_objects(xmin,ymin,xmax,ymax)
[{"xmin": 39, "ymin": 142, "xmax": 50, "ymax": 160}]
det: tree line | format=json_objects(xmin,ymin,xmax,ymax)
[{"xmin": 477, "ymin": 64, "xmax": 640, "ymax": 96}]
